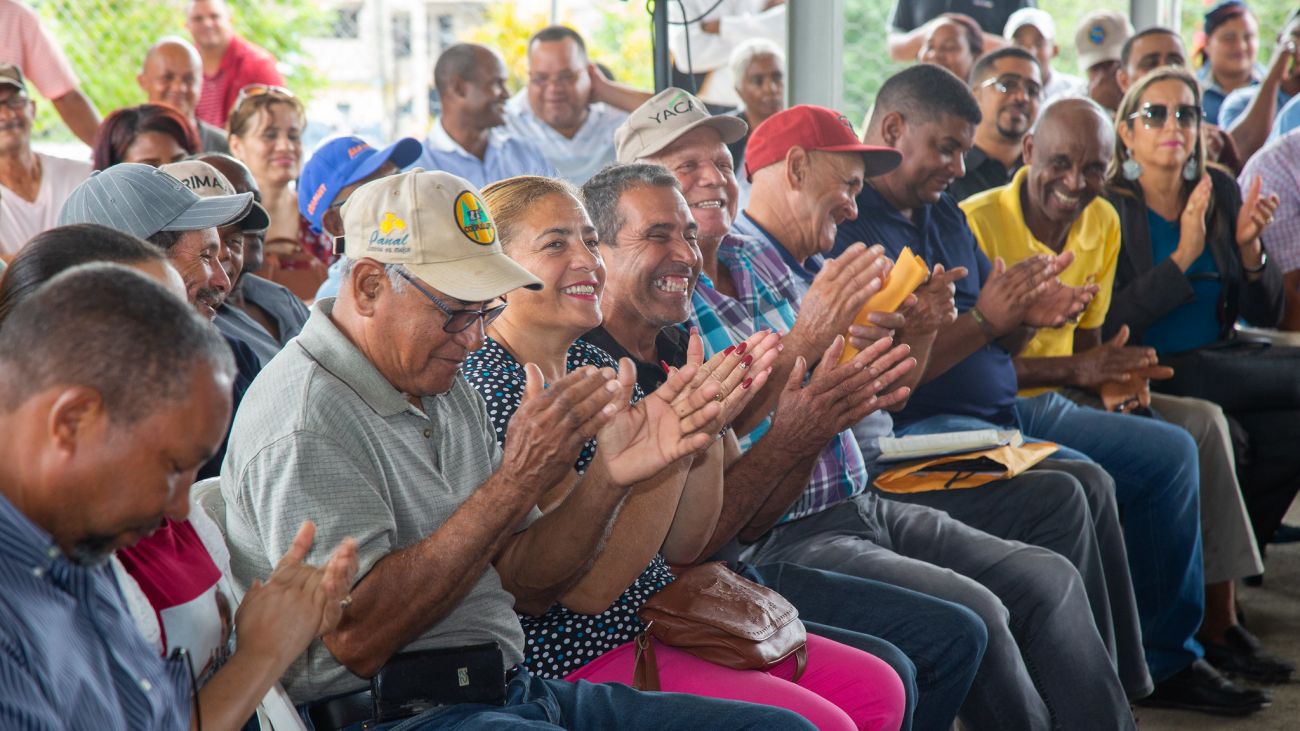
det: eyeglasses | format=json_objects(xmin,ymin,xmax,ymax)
[
  {"xmin": 394, "ymin": 268, "xmax": 506, "ymax": 334},
  {"xmin": 978, "ymin": 74, "xmax": 1043, "ymax": 101},
  {"xmin": 0, "ymin": 94, "xmax": 30, "ymax": 111},
  {"xmin": 1128, "ymin": 103, "xmax": 1200, "ymax": 129},
  {"xmin": 231, "ymin": 83, "xmax": 295, "ymax": 112}
]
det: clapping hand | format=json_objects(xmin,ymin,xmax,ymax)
[
  {"xmin": 1099, "ymin": 364, "xmax": 1175, "ymax": 414},
  {"xmin": 1237, "ymin": 175, "xmax": 1280, "ymax": 249},
  {"xmin": 677, "ymin": 328, "xmax": 780, "ymax": 434}
]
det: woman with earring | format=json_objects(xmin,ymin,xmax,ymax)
[{"xmin": 1104, "ymin": 67, "xmax": 1300, "ymax": 675}]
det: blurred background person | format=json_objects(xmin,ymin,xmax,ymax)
[{"xmin": 91, "ymin": 103, "xmax": 198, "ymax": 171}]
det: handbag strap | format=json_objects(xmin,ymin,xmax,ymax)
[
  {"xmin": 791, "ymin": 644, "xmax": 808, "ymax": 683},
  {"xmin": 632, "ymin": 628, "xmax": 661, "ymax": 692}
]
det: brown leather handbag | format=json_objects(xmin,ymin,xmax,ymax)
[{"xmin": 632, "ymin": 562, "xmax": 808, "ymax": 691}]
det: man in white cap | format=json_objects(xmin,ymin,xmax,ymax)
[
  {"xmin": 1005, "ymin": 7, "xmax": 1084, "ymax": 103},
  {"xmin": 1074, "ymin": 10, "xmax": 1134, "ymax": 112},
  {"xmin": 219, "ymin": 169, "xmax": 816, "ymax": 731}
]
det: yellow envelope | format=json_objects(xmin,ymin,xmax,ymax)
[{"xmin": 838, "ymin": 246, "xmax": 929, "ymax": 364}]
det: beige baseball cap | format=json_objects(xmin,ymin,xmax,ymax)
[
  {"xmin": 615, "ymin": 87, "xmax": 749, "ymax": 163},
  {"xmin": 1075, "ymin": 11, "xmax": 1134, "ymax": 72},
  {"xmin": 340, "ymin": 170, "xmax": 542, "ymax": 302},
  {"xmin": 161, "ymin": 160, "xmax": 270, "ymax": 232}
]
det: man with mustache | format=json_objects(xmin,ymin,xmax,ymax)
[
  {"xmin": 947, "ymin": 47, "xmax": 1041, "ymax": 202},
  {"xmin": 412, "ymin": 43, "xmax": 556, "ymax": 187},
  {"xmin": 57, "ymin": 162, "xmax": 261, "ymax": 478},
  {"xmin": 0, "ymin": 264, "xmax": 235, "ymax": 728},
  {"xmin": 0, "ymin": 63, "xmax": 90, "ymax": 255}
]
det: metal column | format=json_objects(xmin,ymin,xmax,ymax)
[{"xmin": 787, "ymin": 0, "xmax": 845, "ymax": 109}]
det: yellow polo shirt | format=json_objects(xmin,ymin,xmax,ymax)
[{"xmin": 961, "ymin": 167, "xmax": 1122, "ymax": 394}]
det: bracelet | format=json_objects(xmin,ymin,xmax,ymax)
[
  {"xmin": 968, "ymin": 306, "xmax": 998, "ymax": 342},
  {"xmin": 1243, "ymin": 247, "xmax": 1268, "ymax": 274}
]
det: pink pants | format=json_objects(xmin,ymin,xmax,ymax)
[{"xmin": 564, "ymin": 633, "xmax": 905, "ymax": 731}]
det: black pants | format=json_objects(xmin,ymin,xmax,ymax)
[{"xmin": 1156, "ymin": 341, "xmax": 1300, "ymax": 553}]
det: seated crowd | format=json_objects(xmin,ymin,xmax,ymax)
[{"xmin": 5, "ymin": 0, "xmax": 1300, "ymax": 729}]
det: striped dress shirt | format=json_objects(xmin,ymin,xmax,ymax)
[{"xmin": 0, "ymin": 493, "xmax": 190, "ymax": 730}]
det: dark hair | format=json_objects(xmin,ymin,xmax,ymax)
[
  {"xmin": 529, "ymin": 25, "xmax": 587, "ymax": 54},
  {"xmin": 91, "ymin": 103, "xmax": 200, "ymax": 171},
  {"xmin": 938, "ymin": 13, "xmax": 985, "ymax": 58},
  {"xmin": 434, "ymin": 43, "xmax": 491, "ymax": 96},
  {"xmin": 870, "ymin": 64, "xmax": 982, "ymax": 131},
  {"xmin": 969, "ymin": 47, "xmax": 1039, "ymax": 86},
  {"xmin": 1120, "ymin": 27, "xmax": 1182, "ymax": 67},
  {"xmin": 0, "ymin": 224, "xmax": 166, "ymax": 323},
  {"xmin": 147, "ymin": 229, "xmax": 189, "ymax": 253},
  {"xmin": 0, "ymin": 263, "xmax": 234, "ymax": 423},
  {"xmin": 580, "ymin": 164, "xmax": 680, "ymax": 246}
]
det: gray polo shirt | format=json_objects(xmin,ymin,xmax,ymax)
[{"xmin": 221, "ymin": 298, "xmax": 535, "ymax": 703}]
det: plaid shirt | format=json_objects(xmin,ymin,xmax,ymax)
[
  {"xmin": 1240, "ymin": 132, "xmax": 1300, "ymax": 274},
  {"xmin": 689, "ymin": 221, "xmax": 868, "ymax": 524}
]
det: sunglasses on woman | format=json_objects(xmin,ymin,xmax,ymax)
[
  {"xmin": 231, "ymin": 83, "xmax": 296, "ymax": 112},
  {"xmin": 1128, "ymin": 103, "xmax": 1201, "ymax": 130},
  {"xmin": 394, "ymin": 268, "xmax": 507, "ymax": 334}
]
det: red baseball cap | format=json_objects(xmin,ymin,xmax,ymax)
[{"xmin": 743, "ymin": 105, "xmax": 902, "ymax": 182}]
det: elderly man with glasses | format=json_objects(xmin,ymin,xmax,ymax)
[{"xmin": 948, "ymin": 47, "xmax": 1043, "ymax": 202}]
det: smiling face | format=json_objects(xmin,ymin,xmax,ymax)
[
  {"xmin": 1023, "ymin": 102, "xmax": 1112, "ymax": 230},
  {"xmin": 1205, "ymin": 13, "xmax": 1259, "ymax": 81},
  {"xmin": 0, "ymin": 85, "xmax": 33, "ymax": 156},
  {"xmin": 166, "ymin": 227, "xmax": 230, "ymax": 319},
  {"xmin": 974, "ymin": 56, "xmax": 1042, "ymax": 143},
  {"xmin": 1120, "ymin": 78, "xmax": 1199, "ymax": 175},
  {"xmin": 186, "ymin": 0, "xmax": 234, "ymax": 53},
  {"xmin": 496, "ymin": 191, "xmax": 604, "ymax": 339},
  {"xmin": 229, "ymin": 102, "xmax": 303, "ymax": 187},
  {"xmin": 647, "ymin": 126, "xmax": 739, "ymax": 243},
  {"xmin": 795, "ymin": 150, "xmax": 866, "ymax": 256},
  {"xmin": 882, "ymin": 113, "xmax": 976, "ymax": 209},
  {"xmin": 527, "ymin": 38, "xmax": 591, "ymax": 134},
  {"xmin": 921, "ymin": 21, "xmax": 977, "ymax": 81},
  {"xmin": 458, "ymin": 49, "xmax": 511, "ymax": 129},
  {"xmin": 1011, "ymin": 25, "xmax": 1056, "ymax": 79},
  {"xmin": 139, "ymin": 42, "xmax": 201, "ymax": 119},
  {"xmin": 601, "ymin": 184, "xmax": 701, "ymax": 329}
]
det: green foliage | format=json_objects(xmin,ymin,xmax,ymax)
[{"xmin": 27, "ymin": 0, "xmax": 323, "ymax": 143}]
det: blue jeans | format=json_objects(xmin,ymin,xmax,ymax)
[
  {"xmin": 897, "ymin": 391, "xmax": 1206, "ymax": 682},
  {"xmin": 751, "ymin": 562, "xmax": 986, "ymax": 731},
  {"xmin": 301, "ymin": 667, "xmax": 815, "ymax": 730}
]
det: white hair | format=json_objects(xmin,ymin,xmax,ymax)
[
  {"xmin": 730, "ymin": 39, "xmax": 785, "ymax": 92},
  {"xmin": 337, "ymin": 257, "xmax": 409, "ymax": 293}
]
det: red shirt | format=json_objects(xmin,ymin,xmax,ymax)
[{"xmin": 196, "ymin": 34, "xmax": 284, "ymax": 129}]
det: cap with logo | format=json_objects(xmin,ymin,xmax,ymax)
[
  {"xmin": 161, "ymin": 160, "xmax": 270, "ymax": 232},
  {"xmin": 340, "ymin": 170, "xmax": 542, "ymax": 302},
  {"xmin": 299, "ymin": 135, "xmax": 425, "ymax": 234},
  {"xmin": 58, "ymin": 162, "xmax": 253, "ymax": 240},
  {"xmin": 743, "ymin": 105, "xmax": 901, "ymax": 182},
  {"xmin": 0, "ymin": 63, "xmax": 26, "ymax": 93},
  {"xmin": 1004, "ymin": 8, "xmax": 1056, "ymax": 42},
  {"xmin": 1075, "ymin": 11, "xmax": 1134, "ymax": 73},
  {"xmin": 615, "ymin": 87, "xmax": 749, "ymax": 163}
]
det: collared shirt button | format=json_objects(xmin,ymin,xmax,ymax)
[
  {"xmin": 139, "ymin": 679, "xmax": 152, "ymax": 692},
  {"xmin": 31, "ymin": 566, "xmax": 43, "ymax": 578},
  {"xmin": 423, "ymin": 429, "xmax": 432, "ymax": 438}
]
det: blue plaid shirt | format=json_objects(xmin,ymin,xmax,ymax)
[
  {"xmin": 0, "ymin": 494, "xmax": 190, "ymax": 730},
  {"xmin": 689, "ymin": 221, "xmax": 869, "ymax": 524}
]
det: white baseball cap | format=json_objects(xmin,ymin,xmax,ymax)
[
  {"xmin": 1004, "ymin": 8, "xmax": 1057, "ymax": 42},
  {"xmin": 340, "ymin": 170, "xmax": 542, "ymax": 302}
]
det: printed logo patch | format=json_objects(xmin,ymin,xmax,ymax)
[
  {"xmin": 1089, "ymin": 25, "xmax": 1106, "ymax": 45},
  {"xmin": 379, "ymin": 211, "xmax": 407, "ymax": 234},
  {"xmin": 454, "ymin": 191, "xmax": 496, "ymax": 245}
]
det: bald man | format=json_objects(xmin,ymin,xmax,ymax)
[
  {"xmin": 137, "ymin": 36, "xmax": 230, "ymax": 153},
  {"xmin": 963, "ymin": 98, "xmax": 1278, "ymax": 713},
  {"xmin": 411, "ymin": 42, "xmax": 556, "ymax": 187}
]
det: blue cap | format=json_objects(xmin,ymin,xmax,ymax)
[{"xmin": 298, "ymin": 135, "xmax": 424, "ymax": 233}]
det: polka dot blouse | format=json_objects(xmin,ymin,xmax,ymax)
[{"xmin": 463, "ymin": 336, "xmax": 676, "ymax": 679}]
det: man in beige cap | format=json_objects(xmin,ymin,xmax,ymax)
[
  {"xmin": 1074, "ymin": 10, "xmax": 1133, "ymax": 112},
  {"xmin": 0, "ymin": 62, "xmax": 90, "ymax": 255},
  {"xmin": 220, "ymin": 169, "xmax": 811, "ymax": 731}
]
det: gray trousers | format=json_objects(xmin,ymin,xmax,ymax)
[
  {"xmin": 744, "ymin": 479, "xmax": 1135, "ymax": 731},
  {"xmin": 1063, "ymin": 389, "xmax": 1264, "ymax": 583},
  {"xmin": 880, "ymin": 460, "xmax": 1151, "ymax": 702}
]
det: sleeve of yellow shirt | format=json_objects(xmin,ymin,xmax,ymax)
[{"xmin": 1076, "ymin": 201, "xmax": 1123, "ymax": 332}]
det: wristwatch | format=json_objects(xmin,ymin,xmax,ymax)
[{"xmin": 1243, "ymin": 246, "xmax": 1268, "ymax": 274}]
